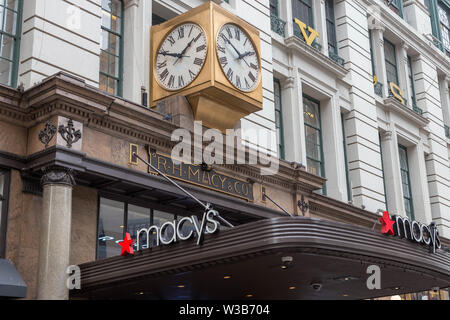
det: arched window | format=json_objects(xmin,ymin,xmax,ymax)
[{"xmin": 100, "ymin": 0, "xmax": 123, "ymax": 96}]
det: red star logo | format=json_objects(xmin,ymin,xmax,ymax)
[
  {"xmin": 118, "ymin": 233, "xmax": 135, "ymax": 256},
  {"xmin": 379, "ymin": 211, "xmax": 395, "ymax": 236}
]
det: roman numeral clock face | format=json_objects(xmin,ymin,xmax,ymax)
[
  {"xmin": 216, "ymin": 24, "xmax": 260, "ymax": 92},
  {"xmin": 155, "ymin": 23, "xmax": 207, "ymax": 91}
]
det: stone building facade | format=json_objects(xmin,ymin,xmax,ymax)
[{"xmin": 0, "ymin": 0, "xmax": 448, "ymax": 300}]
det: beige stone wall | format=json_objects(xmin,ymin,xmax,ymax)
[
  {"xmin": 70, "ymin": 186, "xmax": 98, "ymax": 266},
  {"xmin": 0, "ymin": 120, "xmax": 27, "ymax": 156},
  {"xmin": 6, "ymin": 170, "xmax": 42, "ymax": 300},
  {"xmin": 5, "ymin": 171, "xmax": 99, "ymax": 299},
  {"xmin": 82, "ymin": 126, "xmax": 151, "ymax": 173}
]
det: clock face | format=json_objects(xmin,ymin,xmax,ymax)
[
  {"xmin": 155, "ymin": 23, "xmax": 208, "ymax": 91},
  {"xmin": 216, "ymin": 23, "xmax": 260, "ymax": 92}
]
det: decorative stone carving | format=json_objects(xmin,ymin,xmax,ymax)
[
  {"xmin": 58, "ymin": 119, "xmax": 82, "ymax": 148},
  {"xmin": 38, "ymin": 121, "xmax": 57, "ymax": 148},
  {"xmin": 298, "ymin": 195, "xmax": 309, "ymax": 216},
  {"xmin": 41, "ymin": 167, "xmax": 76, "ymax": 187}
]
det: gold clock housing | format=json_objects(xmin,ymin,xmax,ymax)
[{"xmin": 150, "ymin": 2, "xmax": 263, "ymax": 133}]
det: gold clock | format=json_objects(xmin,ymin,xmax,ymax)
[
  {"xmin": 150, "ymin": 2, "xmax": 263, "ymax": 132},
  {"xmin": 155, "ymin": 22, "xmax": 208, "ymax": 91},
  {"xmin": 216, "ymin": 23, "xmax": 261, "ymax": 93}
]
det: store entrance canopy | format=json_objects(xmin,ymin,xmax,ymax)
[
  {"xmin": 0, "ymin": 259, "xmax": 27, "ymax": 299},
  {"xmin": 72, "ymin": 218, "xmax": 450, "ymax": 300}
]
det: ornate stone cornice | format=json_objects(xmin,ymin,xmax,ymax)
[
  {"xmin": 0, "ymin": 73, "xmax": 326, "ymax": 193},
  {"xmin": 41, "ymin": 166, "xmax": 76, "ymax": 187}
]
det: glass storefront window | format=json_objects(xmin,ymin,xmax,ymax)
[
  {"xmin": 96, "ymin": 198, "xmax": 179, "ymax": 259},
  {"xmin": 127, "ymin": 205, "xmax": 150, "ymax": 251},
  {"xmin": 97, "ymin": 198, "xmax": 125, "ymax": 260}
]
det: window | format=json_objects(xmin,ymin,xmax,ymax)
[
  {"xmin": 274, "ymin": 79, "xmax": 285, "ymax": 160},
  {"xmin": 341, "ymin": 113, "xmax": 351, "ymax": 202},
  {"xmin": 152, "ymin": 14, "xmax": 166, "ymax": 26},
  {"xmin": 0, "ymin": 170, "xmax": 10, "ymax": 258},
  {"xmin": 292, "ymin": 0, "xmax": 313, "ymax": 28},
  {"xmin": 407, "ymin": 56, "xmax": 417, "ymax": 107},
  {"xmin": 270, "ymin": 0, "xmax": 279, "ymax": 16},
  {"xmin": 384, "ymin": 39, "xmax": 399, "ymax": 89},
  {"xmin": 398, "ymin": 145, "xmax": 414, "ymax": 220},
  {"xmin": 379, "ymin": 133, "xmax": 388, "ymax": 211},
  {"xmin": 325, "ymin": 0, "xmax": 337, "ymax": 54},
  {"xmin": 0, "ymin": 0, "xmax": 22, "ymax": 88},
  {"xmin": 384, "ymin": 0, "xmax": 403, "ymax": 18},
  {"xmin": 96, "ymin": 196, "xmax": 190, "ymax": 260},
  {"xmin": 100, "ymin": 0, "xmax": 123, "ymax": 96},
  {"xmin": 304, "ymin": 95, "xmax": 325, "ymax": 193},
  {"xmin": 437, "ymin": 1, "xmax": 450, "ymax": 52}
]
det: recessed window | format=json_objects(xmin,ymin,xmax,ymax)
[
  {"xmin": 325, "ymin": 0, "xmax": 337, "ymax": 54},
  {"xmin": 292, "ymin": 0, "xmax": 313, "ymax": 29},
  {"xmin": 384, "ymin": 39, "xmax": 399, "ymax": 88},
  {"xmin": 438, "ymin": 2, "xmax": 450, "ymax": 52},
  {"xmin": 0, "ymin": 0, "xmax": 23, "ymax": 88},
  {"xmin": 100, "ymin": 0, "xmax": 123, "ymax": 96},
  {"xmin": 274, "ymin": 79, "xmax": 285, "ymax": 160},
  {"xmin": 303, "ymin": 95, "xmax": 326, "ymax": 194},
  {"xmin": 398, "ymin": 145, "xmax": 415, "ymax": 220},
  {"xmin": 384, "ymin": 0, "xmax": 403, "ymax": 18}
]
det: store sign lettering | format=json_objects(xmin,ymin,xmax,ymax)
[
  {"xmin": 294, "ymin": 18, "xmax": 319, "ymax": 46},
  {"xmin": 136, "ymin": 208, "xmax": 220, "ymax": 250},
  {"xmin": 149, "ymin": 150, "xmax": 254, "ymax": 202},
  {"xmin": 379, "ymin": 211, "xmax": 441, "ymax": 253}
]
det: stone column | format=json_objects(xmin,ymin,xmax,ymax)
[
  {"xmin": 37, "ymin": 167, "xmax": 75, "ymax": 300},
  {"xmin": 315, "ymin": 0, "xmax": 328, "ymax": 56},
  {"xmin": 283, "ymin": 0, "xmax": 294, "ymax": 38},
  {"xmin": 396, "ymin": 42, "xmax": 411, "ymax": 107},
  {"xmin": 439, "ymin": 76, "xmax": 450, "ymax": 125},
  {"xmin": 369, "ymin": 25, "xmax": 388, "ymax": 97},
  {"xmin": 408, "ymin": 140, "xmax": 433, "ymax": 224},
  {"xmin": 123, "ymin": 0, "xmax": 152, "ymax": 104},
  {"xmin": 321, "ymin": 95, "xmax": 348, "ymax": 202},
  {"xmin": 380, "ymin": 130, "xmax": 404, "ymax": 216},
  {"xmin": 280, "ymin": 67, "xmax": 305, "ymax": 165}
]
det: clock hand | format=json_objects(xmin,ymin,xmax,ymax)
[
  {"xmin": 240, "ymin": 51, "xmax": 254, "ymax": 59},
  {"xmin": 159, "ymin": 51, "xmax": 182, "ymax": 58},
  {"xmin": 221, "ymin": 34, "xmax": 242, "ymax": 58},
  {"xmin": 174, "ymin": 38, "xmax": 196, "ymax": 65}
]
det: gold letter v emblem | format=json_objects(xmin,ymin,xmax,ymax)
[{"xmin": 294, "ymin": 18, "xmax": 320, "ymax": 46}]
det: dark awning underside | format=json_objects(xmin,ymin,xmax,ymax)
[
  {"xmin": 72, "ymin": 217, "xmax": 450, "ymax": 300},
  {"xmin": 0, "ymin": 259, "xmax": 27, "ymax": 298}
]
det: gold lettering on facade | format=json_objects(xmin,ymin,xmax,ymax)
[
  {"xmin": 219, "ymin": 176, "xmax": 227, "ymax": 189},
  {"xmin": 241, "ymin": 183, "xmax": 249, "ymax": 196},
  {"xmin": 234, "ymin": 181, "xmax": 241, "ymax": 195},
  {"xmin": 389, "ymin": 82, "xmax": 405, "ymax": 105},
  {"xmin": 172, "ymin": 163, "xmax": 182, "ymax": 177},
  {"xmin": 189, "ymin": 167, "xmax": 200, "ymax": 182},
  {"xmin": 202, "ymin": 171, "xmax": 212, "ymax": 186},
  {"xmin": 211, "ymin": 174, "xmax": 221, "ymax": 189},
  {"xmin": 158, "ymin": 156, "xmax": 168, "ymax": 172},
  {"xmin": 294, "ymin": 18, "xmax": 319, "ymax": 46}
]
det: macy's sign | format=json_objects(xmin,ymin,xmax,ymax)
[{"xmin": 379, "ymin": 211, "xmax": 441, "ymax": 253}]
